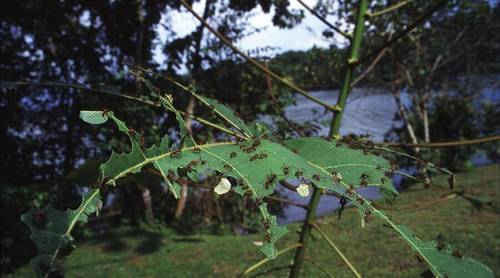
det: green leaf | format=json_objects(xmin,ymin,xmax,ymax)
[
  {"xmin": 92, "ymin": 113, "xmax": 354, "ymax": 258},
  {"xmin": 392, "ymin": 224, "xmax": 494, "ymax": 278},
  {"xmin": 283, "ymin": 137, "xmax": 493, "ymax": 278},
  {"xmin": 79, "ymin": 110, "xmax": 109, "ymax": 125},
  {"xmin": 198, "ymin": 95, "xmax": 255, "ymax": 138},
  {"xmin": 21, "ymin": 189, "xmax": 102, "ymax": 277},
  {"xmin": 283, "ymin": 137, "xmax": 398, "ymax": 195}
]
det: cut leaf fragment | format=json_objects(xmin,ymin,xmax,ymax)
[
  {"xmin": 296, "ymin": 183, "xmax": 310, "ymax": 197},
  {"xmin": 214, "ymin": 177, "xmax": 231, "ymax": 195}
]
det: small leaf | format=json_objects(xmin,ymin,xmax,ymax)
[
  {"xmin": 79, "ymin": 111, "xmax": 109, "ymax": 125},
  {"xmin": 214, "ymin": 177, "xmax": 231, "ymax": 195},
  {"xmin": 296, "ymin": 184, "xmax": 310, "ymax": 197}
]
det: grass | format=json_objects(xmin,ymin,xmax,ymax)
[{"xmin": 12, "ymin": 165, "xmax": 499, "ymax": 277}]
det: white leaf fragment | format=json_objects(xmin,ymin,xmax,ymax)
[
  {"xmin": 214, "ymin": 177, "xmax": 231, "ymax": 195},
  {"xmin": 296, "ymin": 183, "xmax": 310, "ymax": 197}
]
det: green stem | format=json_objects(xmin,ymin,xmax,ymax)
[
  {"xmin": 290, "ymin": 2, "xmax": 370, "ymax": 277},
  {"xmin": 329, "ymin": 0, "xmax": 369, "ymax": 138},
  {"xmin": 289, "ymin": 187, "xmax": 323, "ymax": 278}
]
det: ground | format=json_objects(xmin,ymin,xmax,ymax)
[{"xmin": 12, "ymin": 165, "xmax": 500, "ymax": 277}]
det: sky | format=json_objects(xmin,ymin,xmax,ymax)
[{"xmin": 154, "ymin": 0, "xmax": 349, "ymax": 69}]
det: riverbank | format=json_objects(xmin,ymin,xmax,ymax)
[{"xmin": 12, "ymin": 165, "xmax": 499, "ymax": 277}]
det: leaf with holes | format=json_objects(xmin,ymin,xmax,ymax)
[
  {"xmin": 283, "ymin": 137, "xmax": 493, "ymax": 278},
  {"xmin": 21, "ymin": 189, "xmax": 102, "ymax": 277}
]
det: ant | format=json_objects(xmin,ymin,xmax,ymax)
[
  {"xmin": 364, "ymin": 210, "xmax": 373, "ymax": 223},
  {"xmin": 251, "ymin": 138, "xmax": 261, "ymax": 148},
  {"xmin": 346, "ymin": 184, "xmax": 356, "ymax": 195},
  {"xmin": 282, "ymin": 166, "xmax": 290, "ymax": 175},
  {"xmin": 169, "ymin": 149, "xmax": 181, "ymax": 158},
  {"xmin": 360, "ymin": 173, "xmax": 370, "ymax": 186},
  {"xmin": 312, "ymin": 174, "xmax": 320, "ymax": 182},
  {"xmin": 264, "ymin": 174, "xmax": 277, "ymax": 189},
  {"xmin": 250, "ymin": 153, "xmax": 267, "ymax": 161},
  {"xmin": 295, "ymin": 170, "xmax": 304, "ymax": 178},
  {"xmin": 192, "ymin": 147, "xmax": 202, "ymax": 153},
  {"xmin": 140, "ymin": 129, "xmax": 145, "ymax": 148},
  {"xmin": 261, "ymin": 218, "xmax": 270, "ymax": 229},
  {"xmin": 264, "ymin": 232, "xmax": 272, "ymax": 243},
  {"xmin": 229, "ymin": 152, "xmax": 237, "ymax": 158},
  {"xmin": 101, "ymin": 108, "xmax": 111, "ymax": 116},
  {"xmin": 223, "ymin": 163, "xmax": 232, "ymax": 171},
  {"xmin": 452, "ymin": 250, "xmax": 463, "ymax": 259},
  {"xmin": 331, "ymin": 171, "xmax": 342, "ymax": 183}
]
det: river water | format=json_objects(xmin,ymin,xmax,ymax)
[{"xmin": 277, "ymin": 86, "xmax": 499, "ymax": 224}]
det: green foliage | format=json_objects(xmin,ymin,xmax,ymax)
[
  {"xmin": 22, "ymin": 80, "xmax": 494, "ymax": 277},
  {"xmin": 20, "ymin": 190, "xmax": 102, "ymax": 277},
  {"xmin": 283, "ymin": 137, "xmax": 494, "ymax": 278}
]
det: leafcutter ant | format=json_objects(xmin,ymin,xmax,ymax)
[
  {"xmin": 264, "ymin": 232, "xmax": 272, "ymax": 243},
  {"xmin": 282, "ymin": 166, "xmax": 290, "ymax": 175},
  {"xmin": 452, "ymin": 250, "xmax": 463, "ymax": 259},
  {"xmin": 261, "ymin": 218, "xmax": 270, "ymax": 229},
  {"xmin": 295, "ymin": 170, "xmax": 304, "ymax": 178}
]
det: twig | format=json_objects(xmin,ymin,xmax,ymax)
[
  {"xmin": 265, "ymin": 196, "xmax": 308, "ymax": 210},
  {"xmin": 383, "ymin": 135, "xmax": 500, "ymax": 148},
  {"xmin": 296, "ymin": 0, "xmax": 352, "ymax": 40},
  {"xmin": 351, "ymin": 46, "xmax": 388, "ymax": 87},
  {"xmin": 310, "ymin": 222, "xmax": 362, "ymax": 278},
  {"xmin": 179, "ymin": 0, "xmax": 341, "ymax": 113},
  {"xmin": 356, "ymin": 0, "xmax": 450, "ymax": 66},
  {"xmin": 366, "ymin": 0, "xmax": 411, "ymax": 18},
  {"xmin": 4, "ymin": 81, "xmax": 159, "ymax": 107},
  {"xmin": 181, "ymin": 111, "xmax": 248, "ymax": 140}
]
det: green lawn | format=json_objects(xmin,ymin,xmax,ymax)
[{"xmin": 13, "ymin": 165, "xmax": 500, "ymax": 277}]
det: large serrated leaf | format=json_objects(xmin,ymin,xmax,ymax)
[
  {"xmin": 284, "ymin": 138, "xmax": 493, "ymax": 278},
  {"xmin": 21, "ymin": 189, "xmax": 102, "ymax": 277},
  {"xmin": 283, "ymin": 137, "xmax": 398, "ymax": 195},
  {"xmin": 91, "ymin": 112, "xmax": 355, "ymax": 258}
]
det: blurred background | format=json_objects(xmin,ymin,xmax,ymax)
[{"xmin": 1, "ymin": 0, "xmax": 499, "ymax": 276}]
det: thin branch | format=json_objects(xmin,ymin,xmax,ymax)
[
  {"xmin": 4, "ymin": 81, "xmax": 160, "ymax": 107},
  {"xmin": 356, "ymin": 0, "xmax": 450, "ymax": 66},
  {"xmin": 351, "ymin": 46, "xmax": 388, "ymax": 87},
  {"xmin": 179, "ymin": 0, "xmax": 341, "ymax": 113},
  {"xmin": 383, "ymin": 135, "xmax": 500, "ymax": 148},
  {"xmin": 243, "ymin": 243, "xmax": 302, "ymax": 275},
  {"xmin": 181, "ymin": 111, "xmax": 248, "ymax": 140},
  {"xmin": 310, "ymin": 222, "xmax": 362, "ymax": 278},
  {"xmin": 296, "ymin": 0, "xmax": 352, "ymax": 40},
  {"xmin": 366, "ymin": 0, "xmax": 411, "ymax": 18},
  {"xmin": 265, "ymin": 196, "xmax": 308, "ymax": 210}
]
